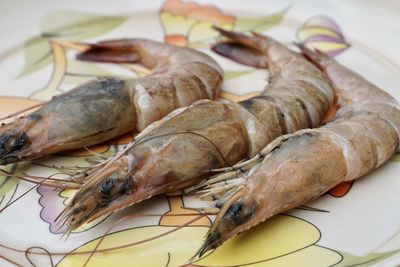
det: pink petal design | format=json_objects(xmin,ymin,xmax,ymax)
[
  {"xmin": 37, "ymin": 185, "xmax": 69, "ymax": 234},
  {"xmin": 302, "ymin": 34, "xmax": 345, "ymax": 44},
  {"xmin": 302, "ymin": 15, "xmax": 343, "ymax": 36},
  {"xmin": 38, "ymin": 185, "xmax": 108, "ymax": 234}
]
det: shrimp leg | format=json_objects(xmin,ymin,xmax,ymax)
[
  {"xmin": 0, "ymin": 39, "xmax": 223, "ymax": 165},
  {"xmin": 196, "ymin": 46, "xmax": 400, "ymax": 257},
  {"xmin": 57, "ymin": 30, "xmax": 334, "ymax": 233}
]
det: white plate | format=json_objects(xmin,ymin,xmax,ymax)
[{"xmin": 0, "ymin": 1, "xmax": 400, "ymax": 266}]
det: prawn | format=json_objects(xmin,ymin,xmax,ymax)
[
  {"xmin": 195, "ymin": 46, "xmax": 400, "ymax": 257},
  {"xmin": 56, "ymin": 29, "xmax": 334, "ymax": 234},
  {"xmin": 0, "ymin": 39, "xmax": 223, "ymax": 165}
]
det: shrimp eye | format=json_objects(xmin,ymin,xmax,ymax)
[
  {"xmin": 0, "ymin": 134, "xmax": 11, "ymax": 152},
  {"xmin": 227, "ymin": 200, "xmax": 255, "ymax": 226},
  {"xmin": 0, "ymin": 131, "xmax": 28, "ymax": 156},
  {"xmin": 230, "ymin": 202, "xmax": 244, "ymax": 225},
  {"xmin": 100, "ymin": 178, "xmax": 115, "ymax": 194},
  {"xmin": 12, "ymin": 133, "xmax": 28, "ymax": 151}
]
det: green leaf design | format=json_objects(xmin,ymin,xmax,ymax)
[
  {"xmin": 224, "ymin": 70, "xmax": 253, "ymax": 80},
  {"xmin": 41, "ymin": 11, "xmax": 126, "ymax": 40},
  {"xmin": 63, "ymin": 59, "xmax": 117, "ymax": 85},
  {"xmin": 234, "ymin": 7, "xmax": 290, "ymax": 33},
  {"xmin": 18, "ymin": 36, "xmax": 52, "ymax": 77},
  {"xmin": 19, "ymin": 11, "xmax": 127, "ymax": 77}
]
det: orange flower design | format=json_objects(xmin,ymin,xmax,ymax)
[{"xmin": 160, "ymin": 0, "xmax": 235, "ymax": 46}]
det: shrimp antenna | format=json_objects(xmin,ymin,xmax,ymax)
[
  {"xmin": 0, "ymin": 171, "xmax": 75, "ymax": 213},
  {"xmin": 0, "ymin": 77, "xmax": 103, "ymax": 123},
  {"xmin": 0, "ymin": 168, "xmax": 82, "ymax": 189},
  {"xmin": 82, "ymin": 212, "xmax": 213, "ymax": 267},
  {"xmin": 82, "ymin": 146, "xmax": 109, "ymax": 159},
  {"xmin": 0, "ymin": 102, "xmax": 46, "ymax": 122},
  {"xmin": 0, "ymin": 211, "xmax": 218, "ymax": 265}
]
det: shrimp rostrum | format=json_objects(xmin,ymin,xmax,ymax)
[
  {"xmin": 0, "ymin": 39, "xmax": 223, "ymax": 165},
  {"xmin": 56, "ymin": 29, "xmax": 335, "ymax": 233},
  {"xmin": 195, "ymin": 46, "xmax": 400, "ymax": 257}
]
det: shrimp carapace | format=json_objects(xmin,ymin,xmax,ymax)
[{"xmin": 0, "ymin": 39, "xmax": 223, "ymax": 165}]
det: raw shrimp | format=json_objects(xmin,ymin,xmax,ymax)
[
  {"xmin": 195, "ymin": 46, "xmax": 400, "ymax": 257},
  {"xmin": 57, "ymin": 29, "xmax": 334, "ymax": 233},
  {"xmin": 0, "ymin": 39, "xmax": 223, "ymax": 165}
]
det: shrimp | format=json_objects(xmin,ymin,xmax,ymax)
[
  {"xmin": 195, "ymin": 46, "xmax": 400, "ymax": 257},
  {"xmin": 56, "ymin": 29, "xmax": 334, "ymax": 233},
  {"xmin": 0, "ymin": 39, "xmax": 223, "ymax": 165}
]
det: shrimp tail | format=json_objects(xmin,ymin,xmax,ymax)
[
  {"xmin": 213, "ymin": 27, "xmax": 262, "ymax": 50},
  {"xmin": 77, "ymin": 40, "xmax": 141, "ymax": 63},
  {"xmin": 212, "ymin": 42, "xmax": 268, "ymax": 68},
  {"xmin": 295, "ymin": 42, "xmax": 333, "ymax": 68},
  {"xmin": 212, "ymin": 27, "xmax": 269, "ymax": 67}
]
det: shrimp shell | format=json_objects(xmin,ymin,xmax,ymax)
[
  {"xmin": 58, "ymin": 30, "xmax": 334, "ymax": 233},
  {"xmin": 197, "ymin": 46, "xmax": 400, "ymax": 257},
  {"xmin": 0, "ymin": 39, "xmax": 223, "ymax": 165}
]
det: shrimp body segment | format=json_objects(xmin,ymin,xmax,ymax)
[
  {"xmin": 198, "ymin": 47, "xmax": 400, "ymax": 256},
  {"xmin": 0, "ymin": 39, "xmax": 223, "ymax": 165},
  {"xmin": 60, "ymin": 30, "xmax": 335, "ymax": 232}
]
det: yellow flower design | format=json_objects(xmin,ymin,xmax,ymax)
[
  {"xmin": 160, "ymin": 0, "xmax": 235, "ymax": 46},
  {"xmin": 57, "ymin": 215, "xmax": 341, "ymax": 267},
  {"xmin": 160, "ymin": 0, "xmax": 288, "ymax": 48}
]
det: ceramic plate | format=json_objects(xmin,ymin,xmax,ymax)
[{"xmin": 0, "ymin": 0, "xmax": 400, "ymax": 266}]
